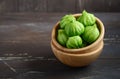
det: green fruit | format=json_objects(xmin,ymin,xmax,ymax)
[
  {"xmin": 77, "ymin": 10, "xmax": 96, "ymax": 26},
  {"xmin": 60, "ymin": 14, "xmax": 76, "ymax": 29},
  {"xmin": 57, "ymin": 29, "xmax": 68, "ymax": 46},
  {"xmin": 64, "ymin": 21, "xmax": 84, "ymax": 37},
  {"xmin": 82, "ymin": 24, "xmax": 100, "ymax": 44},
  {"xmin": 66, "ymin": 36, "xmax": 82, "ymax": 49}
]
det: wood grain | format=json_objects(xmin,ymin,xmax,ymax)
[
  {"xmin": 47, "ymin": 0, "xmax": 76, "ymax": 13},
  {"xmin": 79, "ymin": 0, "xmax": 120, "ymax": 12},
  {"xmin": 18, "ymin": 0, "xmax": 47, "ymax": 12},
  {"xmin": 0, "ymin": 0, "xmax": 120, "ymax": 14}
]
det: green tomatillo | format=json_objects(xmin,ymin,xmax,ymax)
[
  {"xmin": 57, "ymin": 29, "xmax": 68, "ymax": 47},
  {"xmin": 60, "ymin": 14, "xmax": 76, "ymax": 29},
  {"xmin": 66, "ymin": 36, "xmax": 82, "ymax": 49},
  {"xmin": 82, "ymin": 24, "xmax": 100, "ymax": 44},
  {"xmin": 64, "ymin": 21, "xmax": 84, "ymax": 37},
  {"xmin": 77, "ymin": 10, "xmax": 96, "ymax": 26}
]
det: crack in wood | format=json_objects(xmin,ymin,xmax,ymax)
[{"xmin": 0, "ymin": 58, "xmax": 17, "ymax": 73}]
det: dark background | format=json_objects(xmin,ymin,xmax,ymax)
[
  {"xmin": 0, "ymin": 0, "xmax": 120, "ymax": 79},
  {"xmin": 0, "ymin": 0, "xmax": 120, "ymax": 14}
]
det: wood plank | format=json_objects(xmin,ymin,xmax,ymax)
[
  {"xmin": 0, "ymin": 58, "xmax": 119, "ymax": 78},
  {"xmin": 18, "ymin": 0, "xmax": 47, "ymax": 12},
  {"xmin": 0, "ymin": 0, "xmax": 18, "ymax": 14},
  {"xmin": 47, "ymin": 0, "xmax": 76, "ymax": 13},
  {"xmin": 0, "ymin": 0, "xmax": 120, "ymax": 13},
  {"xmin": 76, "ymin": 0, "xmax": 84, "ymax": 13},
  {"xmin": 78, "ymin": 0, "xmax": 120, "ymax": 12},
  {"xmin": 104, "ymin": 0, "xmax": 120, "ymax": 12}
]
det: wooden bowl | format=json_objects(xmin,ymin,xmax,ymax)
[{"xmin": 51, "ymin": 14, "xmax": 105, "ymax": 67}]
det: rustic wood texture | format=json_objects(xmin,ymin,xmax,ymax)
[
  {"xmin": 18, "ymin": 0, "xmax": 47, "ymax": 12},
  {"xmin": 0, "ymin": 0, "xmax": 120, "ymax": 14},
  {"xmin": 0, "ymin": 0, "xmax": 18, "ymax": 13},
  {"xmin": 79, "ymin": 0, "xmax": 120, "ymax": 12},
  {"xmin": 0, "ymin": 13, "xmax": 120, "ymax": 79},
  {"xmin": 47, "ymin": 0, "xmax": 76, "ymax": 13}
]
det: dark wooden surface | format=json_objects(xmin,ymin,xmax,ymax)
[
  {"xmin": 0, "ymin": 0, "xmax": 120, "ymax": 14},
  {"xmin": 0, "ymin": 13, "xmax": 120, "ymax": 79}
]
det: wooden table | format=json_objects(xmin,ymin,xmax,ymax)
[{"xmin": 0, "ymin": 13, "xmax": 120, "ymax": 79}]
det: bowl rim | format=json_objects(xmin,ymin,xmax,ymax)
[
  {"xmin": 51, "ymin": 13, "xmax": 105, "ymax": 53},
  {"xmin": 51, "ymin": 40, "xmax": 104, "ymax": 56}
]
